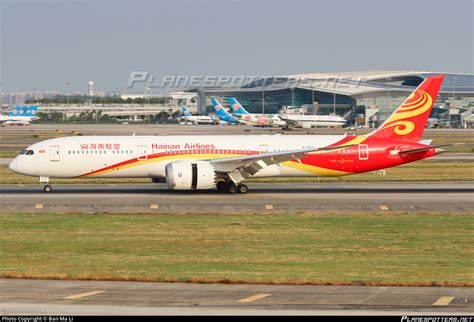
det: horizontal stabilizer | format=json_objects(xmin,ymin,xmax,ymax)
[{"xmin": 398, "ymin": 143, "xmax": 471, "ymax": 155}]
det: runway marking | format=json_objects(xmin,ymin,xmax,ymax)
[
  {"xmin": 433, "ymin": 296, "xmax": 455, "ymax": 306},
  {"xmin": 238, "ymin": 293, "xmax": 272, "ymax": 303},
  {"xmin": 150, "ymin": 204, "xmax": 159, "ymax": 209},
  {"xmin": 379, "ymin": 205, "xmax": 389, "ymax": 210},
  {"xmin": 63, "ymin": 290, "xmax": 106, "ymax": 300},
  {"xmin": 265, "ymin": 204, "xmax": 274, "ymax": 210},
  {"xmin": 34, "ymin": 204, "xmax": 44, "ymax": 209}
]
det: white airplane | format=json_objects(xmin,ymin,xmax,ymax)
[
  {"xmin": 179, "ymin": 106, "xmax": 216, "ymax": 125},
  {"xmin": 278, "ymin": 113, "xmax": 347, "ymax": 129},
  {"xmin": 10, "ymin": 76, "xmax": 458, "ymax": 194},
  {"xmin": 0, "ymin": 105, "xmax": 39, "ymax": 126},
  {"xmin": 228, "ymin": 97, "xmax": 287, "ymax": 127}
]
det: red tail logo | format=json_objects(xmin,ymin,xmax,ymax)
[{"xmin": 371, "ymin": 75, "xmax": 444, "ymax": 142}]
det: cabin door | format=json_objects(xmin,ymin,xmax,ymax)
[{"xmin": 50, "ymin": 145, "xmax": 60, "ymax": 162}]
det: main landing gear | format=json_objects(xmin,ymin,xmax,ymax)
[
  {"xmin": 216, "ymin": 181, "xmax": 248, "ymax": 194},
  {"xmin": 43, "ymin": 184, "xmax": 52, "ymax": 193}
]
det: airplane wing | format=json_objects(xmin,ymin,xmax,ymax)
[
  {"xmin": 210, "ymin": 144, "xmax": 355, "ymax": 176},
  {"xmin": 277, "ymin": 115, "xmax": 297, "ymax": 124}
]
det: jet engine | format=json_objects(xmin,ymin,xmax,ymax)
[{"xmin": 165, "ymin": 161, "xmax": 216, "ymax": 190}]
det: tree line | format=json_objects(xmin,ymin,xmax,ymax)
[
  {"xmin": 25, "ymin": 95, "xmax": 173, "ymax": 105},
  {"xmin": 35, "ymin": 110, "xmax": 182, "ymax": 124}
]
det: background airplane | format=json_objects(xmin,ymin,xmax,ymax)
[
  {"xmin": 210, "ymin": 98, "xmax": 240, "ymax": 124},
  {"xmin": 0, "ymin": 105, "xmax": 39, "ymax": 126},
  {"xmin": 179, "ymin": 106, "xmax": 216, "ymax": 125},
  {"xmin": 228, "ymin": 97, "xmax": 287, "ymax": 127},
  {"xmin": 278, "ymin": 113, "xmax": 347, "ymax": 129}
]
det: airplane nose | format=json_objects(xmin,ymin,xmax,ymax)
[{"xmin": 8, "ymin": 158, "xmax": 18, "ymax": 173}]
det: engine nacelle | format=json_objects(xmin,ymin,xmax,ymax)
[{"xmin": 165, "ymin": 161, "xmax": 216, "ymax": 190}]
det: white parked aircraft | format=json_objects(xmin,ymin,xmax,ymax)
[
  {"xmin": 179, "ymin": 106, "xmax": 216, "ymax": 125},
  {"xmin": 10, "ymin": 76, "xmax": 456, "ymax": 194},
  {"xmin": 278, "ymin": 114, "xmax": 347, "ymax": 128}
]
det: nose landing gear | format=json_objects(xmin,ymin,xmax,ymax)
[{"xmin": 40, "ymin": 176, "xmax": 51, "ymax": 193}]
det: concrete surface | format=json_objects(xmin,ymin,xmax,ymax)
[
  {"xmin": 0, "ymin": 279, "xmax": 472, "ymax": 315},
  {"xmin": 0, "ymin": 182, "xmax": 472, "ymax": 214}
]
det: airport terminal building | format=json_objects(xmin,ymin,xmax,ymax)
[{"xmin": 190, "ymin": 71, "xmax": 474, "ymax": 127}]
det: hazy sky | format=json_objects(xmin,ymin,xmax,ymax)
[{"xmin": 1, "ymin": 0, "xmax": 473, "ymax": 92}]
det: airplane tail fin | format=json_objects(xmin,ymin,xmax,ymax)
[
  {"xmin": 229, "ymin": 97, "xmax": 249, "ymax": 114},
  {"xmin": 181, "ymin": 106, "xmax": 192, "ymax": 116},
  {"xmin": 9, "ymin": 105, "xmax": 25, "ymax": 116},
  {"xmin": 369, "ymin": 75, "xmax": 444, "ymax": 142},
  {"xmin": 211, "ymin": 98, "xmax": 228, "ymax": 117},
  {"xmin": 24, "ymin": 105, "xmax": 38, "ymax": 117}
]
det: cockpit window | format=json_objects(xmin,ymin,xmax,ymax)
[
  {"xmin": 20, "ymin": 149, "xmax": 27, "ymax": 155},
  {"xmin": 26, "ymin": 150, "xmax": 34, "ymax": 155}
]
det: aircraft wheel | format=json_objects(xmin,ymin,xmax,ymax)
[
  {"xmin": 226, "ymin": 183, "xmax": 237, "ymax": 194},
  {"xmin": 43, "ymin": 184, "xmax": 52, "ymax": 193},
  {"xmin": 216, "ymin": 181, "xmax": 228, "ymax": 192},
  {"xmin": 237, "ymin": 184, "xmax": 248, "ymax": 194}
]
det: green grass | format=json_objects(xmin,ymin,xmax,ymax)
[
  {"xmin": 1, "ymin": 160, "xmax": 473, "ymax": 184},
  {"xmin": 0, "ymin": 151, "xmax": 20, "ymax": 158},
  {"xmin": 0, "ymin": 212, "xmax": 472, "ymax": 286},
  {"xmin": 443, "ymin": 145, "xmax": 474, "ymax": 153}
]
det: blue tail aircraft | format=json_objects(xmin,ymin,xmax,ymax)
[
  {"xmin": 210, "ymin": 98, "xmax": 239, "ymax": 124},
  {"xmin": 181, "ymin": 106, "xmax": 193, "ymax": 117},
  {"xmin": 228, "ymin": 97, "xmax": 249, "ymax": 115}
]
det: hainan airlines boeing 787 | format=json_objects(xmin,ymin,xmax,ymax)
[{"xmin": 10, "ymin": 76, "xmax": 454, "ymax": 194}]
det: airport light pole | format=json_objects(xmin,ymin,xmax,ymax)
[
  {"xmin": 452, "ymin": 76, "xmax": 456, "ymax": 104},
  {"xmin": 0, "ymin": 84, "xmax": 3, "ymax": 106},
  {"xmin": 66, "ymin": 82, "xmax": 70, "ymax": 105},
  {"xmin": 387, "ymin": 77, "xmax": 391, "ymax": 112}
]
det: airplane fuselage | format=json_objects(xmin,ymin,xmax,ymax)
[
  {"xmin": 10, "ymin": 134, "xmax": 436, "ymax": 180},
  {"xmin": 232, "ymin": 113, "xmax": 286, "ymax": 127},
  {"xmin": 280, "ymin": 114, "xmax": 347, "ymax": 127}
]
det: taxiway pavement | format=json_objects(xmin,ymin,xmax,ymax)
[
  {"xmin": 0, "ymin": 182, "xmax": 472, "ymax": 213},
  {"xmin": 0, "ymin": 279, "xmax": 472, "ymax": 315}
]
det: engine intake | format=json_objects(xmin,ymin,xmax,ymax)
[{"xmin": 165, "ymin": 161, "xmax": 216, "ymax": 190}]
